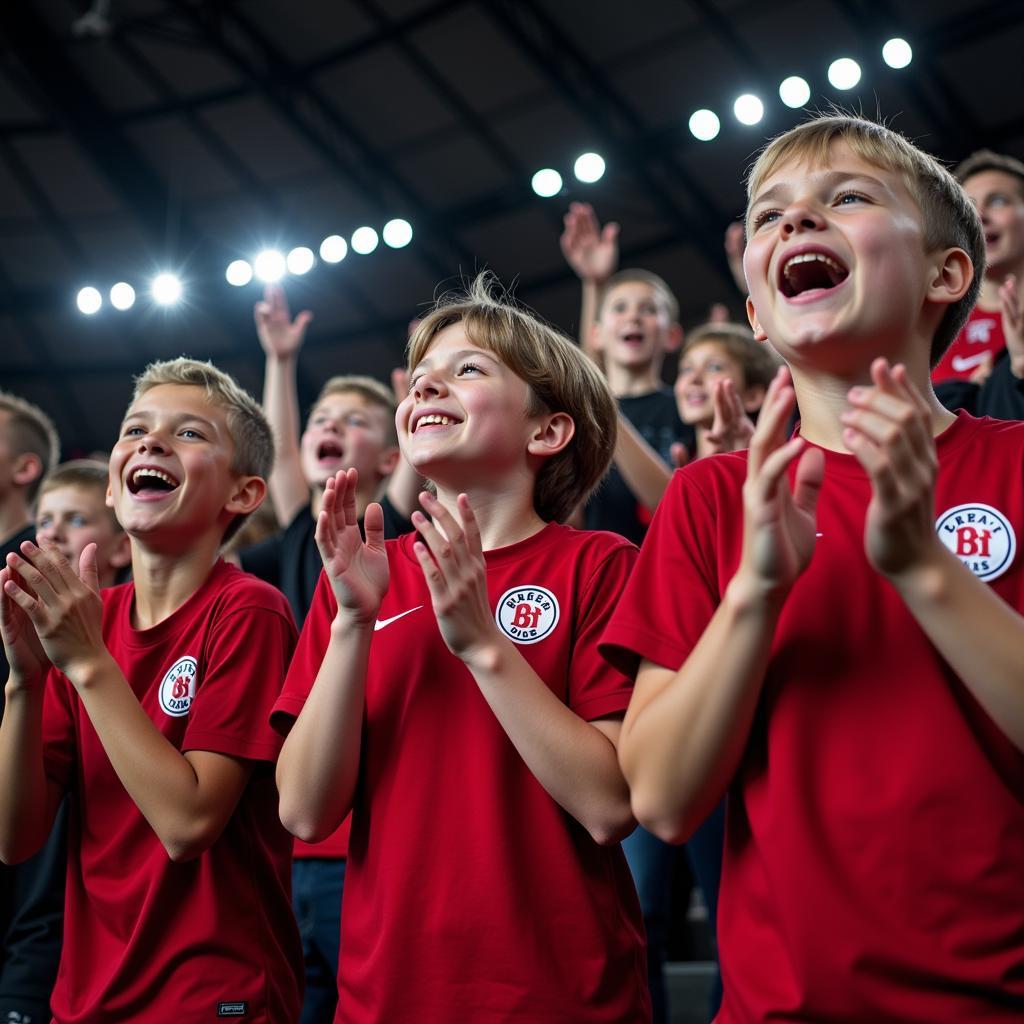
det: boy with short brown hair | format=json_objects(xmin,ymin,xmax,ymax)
[
  {"xmin": 0, "ymin": 358, "xmax": 302, "ymax": 1023},
  {"xmin": 606, "ymin": 114, "xmax": 1024, "ymax": 1020}
]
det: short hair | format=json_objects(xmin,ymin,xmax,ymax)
[
  {"xmin": 598, "ymin": 269, "xmax": 680, "ymax": 322},
  {"xmin": 314, "ymin": 375, "xmax": 398, "ymax": 445},
  {"xmin": 131, "ymin": 358, "xmax": 273, "ymax": 543},
  {"xmin": 406, "ymin": 274, "xmax": 617, "ymax": 524},
  {"xmin": 681, "ymin": 323, "xmax": 780, "ymax": 392},
  {"xmin": 38, "ymin": 459, "xmax": 121, "ymax": 532},
  {"xmin": 955, "ymin": 149, "xmax": 1024, "ymax": 196},
  {"xmin": 746, "ymin": 113, "xmax": 984, "ymax": 367},
  {"xmin": 0, "ymin": 391, "xmax": 61, "ymax": 503}
]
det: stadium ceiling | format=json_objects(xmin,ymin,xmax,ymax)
[{"xmin": 1, "ymin": 0, "xmax": 1022, "ymax": 455}]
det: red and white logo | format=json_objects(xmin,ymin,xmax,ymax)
[
  {"xmin": 965, "ymin": 317, "xmax": 997, "ymax": 344},
  {"xmin": 935, "ymin": 503, "xmax": 1016, "ymax": 582},
  {"xmin": 159, "ymin": 656, "xmax": 197, "ymax": 717},
  {"xmin": 494, "ymin": 585, "xmax": 559, "ymax": 645}
]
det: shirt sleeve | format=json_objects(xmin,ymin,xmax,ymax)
[{"xmin": 183, "ymin": 600, "xmax": 297, "ymax": 763}]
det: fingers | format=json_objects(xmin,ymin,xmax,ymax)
[
  {"xmin": 670, "ymin": 442, "xmax": 689, "ymax": 469},
  {"xmin": 747, "ymin": 366, "xmax": 795, "ymax": 477},
  {"xmin": 79, "ymin": 544, "xmax": 100, "ymax": 596},
  {"xmin": 411, "ymin": 492, "xmax": 464, "ymax": 573},
  {"xmin": 791, "ymin": 446, "xmax": 825, "ymax": 517}
]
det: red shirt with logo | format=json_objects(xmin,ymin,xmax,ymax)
[
  {"xmin": 932, "ymin": 305, "xmax": 1006, "ymax": 383},
  {"xmin": 272, "ymin": 524, "xmax": 650, "ymax": 1024},
  {"xmin": 602, "ymin": 413, "xmax": 1024, "ymax": 1023},
  {"xmin": 42, "ymin": 560, "xmax": 303, "ymax": 1024}
]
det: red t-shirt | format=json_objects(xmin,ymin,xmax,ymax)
[
  {"xmin": 602, "ymin": 413, "xmax": 1024, "ymax": 1023},
  {"xmin": 42, "ymin": 560, "xmax": 303, "ymax": 1024},
  {"xmin": 273, "ymin": 524, "xmax": 650, "ymax": 1024},
  {"xmin": 932, "ymin": 305, "xmax": 1006, "ymax": 383}
]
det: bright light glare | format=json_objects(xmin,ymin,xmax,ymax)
[
  {"xmin": 779, "ymin": 76, "xmax": 811, "ymax": 109},
  {"xmin": 733, "ymin": 94, "xmax": 764, "ymax": 126},
  {"xmin": 382, "ymin": 219, "xmax": 413, "ymax": 248},
  {"xmin": 531, "ymin": 168, "xmax": 563, "ymax": 197},
  {"xmin": 689, "ymin": 109, "xmax": 720, "ymax": 142},
  {"xmin": 225, "ymin": 260, "xmax": 253, "ymax": 287},
  {"xmin": 319, "ymin": 235, "xmax": 348, "ymax": 263},
  {"xmin": 77, "ymin": 287, "xmax": 101, "ymax": 315},
  {"xmin": 110, "ymin": 282, "xmax": 135, "ymax": 310},
  {"xmin": 151, "ymin": 273, "xmax": 182, "ymax": 305},
  {"xmin": 573, "ymin": 152, "xmax": 606, "ymax": 183},
  {"xmin": 828, "ymin": 57, "xmax": 862, "ymax": 90},
  {"xmin": 254, "ymin": 250, "xmax": 286, "ymax": 283},
  {"xmin": 351, "ymin": 227, "xmax": 379, "ymax": 255},
  {"xmin": 287, "ymin": 247, "xmax": 315, "ymax": 275},
  {"xmin": 882, "ymin": 38, "xmax": 912, "ymax": 69}
]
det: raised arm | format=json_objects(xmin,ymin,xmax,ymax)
[
  {"xmin": 276, "ymin": 469, "xmax": 389, "ymax": 841},
  {"xmin": 612, "ymin": 411, "xmax": 674, "ymax": 511},
  {"xmin": 256, "ymin": 284, "xmax": 314, "ymax": 526},
  {"xmin": 560, "ymin": 202, "xmax": 619, "ymax": 361},
  {"xmin": 618, "ymin": 369, "xmax": 824, "ymax": 842},
  {"xmin": 383, "ymin": 367, "xmax": 425, "ymax": 521}
]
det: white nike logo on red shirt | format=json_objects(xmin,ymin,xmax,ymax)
[
  {"xmin": 373, "ymin": 606, "xmax": 423, "ymax": 631},
  {"xmin": 950, "ymin": 352, "xmax": 991, "ymax": 373}
]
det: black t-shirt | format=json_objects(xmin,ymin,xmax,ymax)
[
  {"xmin": 240, "ymin": 494, "xmax": 412, "ymax": 629},
  {"xmin": 935, "ymin": 350, "xmax": 1024, "ymax": 421},
  {"xmin": 584, "ymin": 388, "xmax": 695, "ymax": 546}
]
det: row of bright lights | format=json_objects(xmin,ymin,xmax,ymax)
[
  {"xmin": 532, "ymin": 152, "xmax": 606, "ymax": 198},
  {"xmin": 75, "ymin": 219, "xmax": 414, "ymax": 314}
]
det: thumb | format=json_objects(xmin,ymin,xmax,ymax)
[
  {"xmin": 363, "ymin": 502, "xmax": 386, "ymax": 551},
  {"xmin": 294, "ymin": 310, "xmax": 314, "ymax": 332},
  {"xmin": 670, "ymin": 442, "xmax": 689, "ymax": 469},
  {"xmin": 792, "ymin": 446, "xmax": 824, "ymax": 517},
  {"xmin": 602, "ymin": 222, "xmax": 620, "ymax": 244},
  {"xmin": 79, "ymin": 543, "xmax": 100, "ymax": 595}
]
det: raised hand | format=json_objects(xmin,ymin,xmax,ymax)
[
  {"xmin": 841, "ymin": 359, "xmax": 941, "ymax": 577},
  {"xmin": 559, "ymin": 202, "xmax": 619, "ymax": 284},
  {"xmin": 411, "ymin": 493, "xmax": 501, "ymax": 664},
  {"xmin": 999, "ymin": 273, "xmax": 1024, "ymax": 377},
  {"xmin": 737, "ymin": 367, "xmax": 824, "ymax": 599},
  {"xmin": 0, "ymin": 563, "xmax": 51, "ymax": 685},
  {"xmin": 254, "ymin": 283, "xmax": 313, "ymax": 359},
  {"xmin": 704, "ymin": 378, "xmax": 756, "ymax": 457},
  {"xmin": 3, "ymin": 541, "xmax": 105, "ymax": 682},
  {"xmin": 315, "ymin": 469, "xmax": 389, "ymax": 626}
]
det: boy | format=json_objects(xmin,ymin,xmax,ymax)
[
  {"xmin": 605, "ymin": 113, "xmax": 1024, "ymax": 1021},
  {"xmin": 674, "ymin": 322, "xmax": 778, "ymax": 462},
  {"xmin": 0, "ymin": 358, "xmax": 303, "ymax": 1023},
  {"xmin": 274, "ymin": 277, "xmax": 650, "ymax": 1023}
]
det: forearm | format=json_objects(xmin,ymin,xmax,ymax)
[
  {"xmin": 276, "ymin": 617, "xmax": 370, "ymax": 841},
  {"xmin": 892, "ymin": 546, "xmax": 1024, "ymax": 751},
  {"xmin": 619, "ymin": 575, "xmax": 781, "ymax": 843},
  {"xmin": 262, "ymin": 353, "xmax": 308, "ymax": 525},
  {"xmin": 580, "ymin": 279, "xmax": 604, "ymax": 366},
  {"xmin": 0, "ymin": 680, "xmax": 56, "ymax": 863},
  {"xmin": 613, "ymin": 412, "xmax": 673, "ymax": 511},
  {"xmin": 465, "ymin": 638, "xmax": 633, "ymax": 845}
]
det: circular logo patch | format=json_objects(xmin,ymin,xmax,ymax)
[
  {"xmin": 935, "ymin": 503, "xmax": 1016, "ymax": 582},
  {"xmin": 159, "ymin": 656, "xmax": 197, "ymax": 717},
  {"xmin": 494, "ymin": 585, "xmax": 560, "ymax": 645}
]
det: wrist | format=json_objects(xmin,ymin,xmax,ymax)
[
  {"xmin": 882, "ymin": 541, "xmax": 953, "ymax": 601},
  {"xmin": 330, "ymin": 610, "xmax": 377, "ymax": 637},
  {"xmin": 461, "ymin": 633, "xmax": 514, "ymax": 675},
  {"xmin": 725, "ymin": 567, "xmax": 790, "ymax": 616},
  {"xmin": 5, "ymin": 670, "xmax": 46, "ymax": 699},
  {"xmin": 65, "ymin": 650, "xmax": 117, "ymax": 691}
]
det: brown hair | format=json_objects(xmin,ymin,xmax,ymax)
[
  {"xmin": 39, "ymin": 459, "xmax": 121, "ymax": 532},
  {"xmin": 746, "ymin": 113, "xmax": 984, "ymax": 366},
  {"xmin": 406, "ymin": 274, "xmax": 617, "ymax": 523},
  {"xmin": 0, "ymin": 391, "xmax": 60, "ymax": 503},
  {"xmin": 681, "ymin": 323, "xmax": 780, "ymax": 391},
  {"xmin": 313, "ymin": 375, "xmax": 398, "ymax": 445},
  {"xmin": 955, "ymin": 149, "xmax": 1024, "ymax": 196},
  {"xmin": 598, "ymin": 269, "xmax": 679, "ymax": 322}
]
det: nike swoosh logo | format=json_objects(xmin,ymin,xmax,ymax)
[
  {"xmin": 373, "ymin": 606, "xmax": 423, "ymax": 631},
  {"xmin": 950, "ymin": 352, "xmax": 991, "ymax": 373}
]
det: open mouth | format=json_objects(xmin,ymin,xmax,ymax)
[
  {"xmin": 779, "ymin": 251, "xmax": 849, "ymax": 298},
  {"xmin": 127, "ymin": 466, "xmax": 180, "ymax": 496},
  {"xmin": 620, "ymin": 331, "xmax": 646, "ymax": 347},
  {"xmin": 985, "ymin": 232, "xmax": 1000, "ymax": 246},
  {"xmin": 317, "ymin": 441, "xmax": 344, "ymax": 460},
  {"xmin": 413, "ymin": 413, "xmax": 461, "ymax": 433}
]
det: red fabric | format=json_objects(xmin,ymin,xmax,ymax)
[
  {"xmin": 43, "ymin": 560, "xmax": 302, "ymax": 1024},
  {"xmin": 932, "ymin": 305, "xmax": 1006, "ymax": 383},
  {"xmin": 273, "ymin": 524, "xmax": 650, "ymax": 1024},
  {"xmin": 602, "ymin": 413, "xmax": 1024, "ymax": 1023}
]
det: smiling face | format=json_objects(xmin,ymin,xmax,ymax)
[
  {"xmin": 962, "ymin": 169, "xmax": 1024, "ymax": 278},
  {"xmin": 743, "ymin": 141, "xmax": 940, "ymax": 375},
  {"xmin": 675, "ymin": 341, "xmax": 755, "ymax": 427},
  {"xmin": 108, "ymin": 383, "xmax": 262, "ymax": 549},
  {"xmin": 595, "ymin": 281, "xmax": 677, "ymax": 372}
]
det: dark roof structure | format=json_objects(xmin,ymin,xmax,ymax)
[{"xmin": 1, "ymin": 0, "xmax": 1022, "ymax": 455}]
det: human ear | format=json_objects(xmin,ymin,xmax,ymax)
[
  {"xmin": 663, "ymin": 323, "xmax": 684, "ymax": 353},
  {"xmin": 11, "ymin": 452, "xmax": 43, "ymax": 491},
  {"xmin": 225, "ymin": 475, "xmax": 268, "ymax": 518},
  {"xmin": 741, "ymin": 384, "xmax": 767, "ymax": 413},
  {"xmin": 527, "ymin": 412, "xmax": 575, "ymax": 459},
  {"xmin": 745, "ymin": 297, "xmax": 768, "ymax": 342},
  {"xmin": 108, "ymin": 531, "xmax": 132, "ymax": 570},
  {"xmin": 377, "ymin": 445, "xmax": 401, "ymax": 478},
  {"xmin": 928, "ymin": 247, "xmax": 974, "ymax": 307}
]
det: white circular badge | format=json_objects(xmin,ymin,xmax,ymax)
[
  {"xmin": 159, "ymin": 656, "xmax": 197, "ymax": 717},
  {"xmin": 494, "ymin": 585, "xmax": 560, "ymax": 645},
  {"xmin": 935, "ymin": 503, "xmax": 1016, "ymax": 582}
]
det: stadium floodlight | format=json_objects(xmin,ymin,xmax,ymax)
[
  {"xmin": 882, "ymin": 38, "xmax": 912, "ymax": 69},
  {"xmin": 150, "ymin": 273, "xmax": 182, "ymax": 305},
  {"xmin": 382, "ymin": 219, "xmax": 413, "ymax": 249},
  {"xmin": 110, "ymin": 282, "xmax": 136, "ymax": 310},
  {"xmin": 689, "ymin": 109, "xmax": 721, "ymax": 142},
  {"xmin": 287, "ymin": 247, "xmax": 315, "ymax": 275},
  {"xmin": 828, "ymin": 57, "xmax": 861, "ymax": 90},
  {"xmin": 531, "ymin": 168, "xmax": 563, "ymax": 197},
  {"xmin": 733, "ymin": 94, "xmax": 764, "ymax": 126},
  {"xmin": 225, "ymin": 260, "xmax": 253, "ymax": 287},
  {"xmin": 77, "ymin": 286, "xmax": 102, "ymax": 315},
  {"xmin": 319, "ymin": 235, "xmax": 348, "ymax": 263},
  {"xmin": 253, "ymin": 249, "xmax": 286, "ymax": 283},
  {"xmin": 779, "ymin": 76, "xmax": 811, "ymax": 109},
  {"xmin": 351, "ymin": 227, "xmax": 379, "ymax": 255},
  {"xmin": 573, "ymin": 152, "xmax": 606, "ymax": 183}
]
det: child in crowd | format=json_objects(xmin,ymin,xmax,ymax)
[
  {"xmin": 274, "ymin": 277, "xmax": 650, "ymax": 1023},
  {"xmin": 243, "ymin": 284, "xmax": 419, "ymax": 1024},
  {"xmin": 606, "ymin": 113, "xmax": 1024, "ymax": 1021},
  {"xmin": 0, "ymin": 392, "xmax": 60, "ymax": 1024},
  {"xmin": 0, "ymin": 359, "xmax": 302, "ymax": 1023}
]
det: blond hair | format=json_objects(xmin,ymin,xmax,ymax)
[
  {"xmin": 0, "ymin": 391, "xmax": 61, "ymax": 503},
  {"xmin": 314, "ymin": 375, "xmax": 398, "ymax": 445},
  {"xmin": 598, "ymin": 269, "xmax": 679, "ymax": 322},
  {"xmin": 407, "ymin": 275, "xmax": 617, "ymax": 523},
  {"xmin": 39, "ymin": 459, "xmax": 121, "ymax": 532},
  {"xmin": 681, "ymin": 323, "xmax": 780, "ymax": 391},
  {"xmin": 131, "ymin": 358, "xmax": 273, "ymax": 543},
  {"xmin": 746, "ymin": 114, "xmax": 984, "ymax": 365}
]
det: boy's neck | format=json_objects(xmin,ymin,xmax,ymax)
[
  {"xmin": 128, "ymin": 535, "xmax": 224, "ymax": 629},
  {"xmin": 604, "ymin": 362, "xmax": 661, "ymax": 399},
  {"xmin": 977, "ymin": 265, "xmax": 1024, "ymax": 311},
  {"xmin": 0, "ymin": 492, "xmax": 32, "ymax": 545},
  {"xmin": 433, "ymin": 475, "xmax": 548, "ymax": 552}
]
